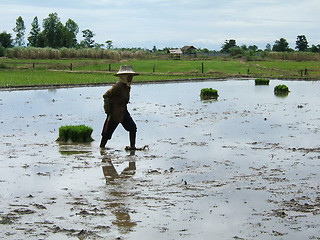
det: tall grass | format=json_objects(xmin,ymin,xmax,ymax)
[
  {"xmin": 6, "ymin": 47, "xmax": 61, "ymax": 59},
  {"xmin": 265, "ymin": 52, "xmax": 320, "ymax": 61},
  {"xmin": 5, "ymin": 47, "xmax": 148, "ymax": 60},
  {"xmin": 4, "ymin": 47, "xmax": 320, "ymax": 62}
]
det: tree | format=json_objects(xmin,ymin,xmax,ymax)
[
  {"xmin": 0, "ymin": 31, "xmax": 13, "ymax": 48},
  {"xmin": 265, "ymin": 44, "xmax": 272, "ymax": 52},
  {"xmin": 36, "ymin": 32, "xmax": 46, "ymax": 48},
  {"xmin": 94, "ymin": 43, "xmax": 104, "ymax": 49},
  {"xmin": 81, "ymin": 29, "xmax": 95, "ymax": 48},
  {"xmin": 248, "ymin": 45, "xmax": 258, "ymax": 52},
  {"xmin": 29, "ymin": 13, "xmax": 79, "ymax": 48},
  {"xmin": 105, "ymin": 40, "xmax": 113, "ymax": 49},
  {"xmin": 229, "ymin": 46, "xmax": 244, "ymax": 57},
  {"xmin": 28, "ymin": 16, "xmax": 41, "ymax": 47},
  {"xmin": 310, "ymin": 44, "xmax": 320, "ymax": 53},
  {"xmin": 295, "ymin": 35, "xmax": 308, "ymax": 51},
  {"xmin": 151, "ymin": 45, "xmax": 157, "ymax": 52},
  {"xmin": 42, "ymin": 12, "xmax": 61, "ymax": 48},
  {"xmin": 202, "ymin": 48, "xmax": 209, "ymax": 53},
  {"xmin": 221, "ymin": 39, "xmax": 237, "ymax": 53},
  {"xmin": 55, "ymin": 22, "xmax": 66, "ymax": 48},
  {"xmin": 13, "ymin": 16, "xmax": 26, "ymax": 46},
  {"xmin": 65, "ymin": 19, "xmax": 79, "ymax": 48},
  {"xmin": 240, "ymin": 44, "xmax": 248, "ymax": 51},
  {"xmin": 272, "ymin": 38, "xmax": 290, "ymax": 52}
]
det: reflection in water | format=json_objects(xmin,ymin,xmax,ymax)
[
  {"xmin": 274, "ymin": 91, "xmax": 289, "ymax": 98},
  {"xmin": 58, "ymin": 143, "xmax": 92, "ymax": 155},
  {"xmin": 101, "ymin": 150, "xmax": 137, "ymax": 234}
]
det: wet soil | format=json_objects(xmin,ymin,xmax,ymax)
[{"xmin": 0, "ymin": 79, "xmax": 319, "ymax": 239}]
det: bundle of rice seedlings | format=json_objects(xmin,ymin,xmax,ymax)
[
  {"xmin": 255, "ymin": 78, "xmax": 270, "ymax": 85},
  {"xmin": 56, "ymin": 125, "xmax": 94, "ymax": 143},
  {"xmin": 200, "ymin": 88, "xmax": 219, "ymax": 100}
]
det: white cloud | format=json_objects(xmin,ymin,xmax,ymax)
[{"xmin": 1, "ymin": 0, "xmax": 319, "ymax": 50}]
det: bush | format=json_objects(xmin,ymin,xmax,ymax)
[
  {"xmin": 200, "ymin": 88, "xmax": 219, "ymax": 100},
  {"xmin": 255, "ymin": 78, "xmax": 270, "ymax": 85},
  {"xmin": 57, "ymin": 125, "xmax": 94, "ymax": 143}
]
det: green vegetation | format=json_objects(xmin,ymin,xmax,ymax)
[
  {"xmin": 57, "ymin": 125, "xmax": 94, "ymax": 143},
  {"xmin": 1, "ymin": 58, "xmax": 320, "ymax": 89},
  {"xmin": 0, "ymin": 69, "xmax": 210, "ymax": 88},
  {"xmin": 274, "ymin": 84, "xmax": 290, "ymax": 97},
  {"xmin": 200, "ymin": 88, "xmax": 219, "ymax": 100},
  {"xmin": 255, "ymin": 78, "xmax": 270, "ymax": 85},
  {"xmin": 274, "ymin": 84, "xmax": 290, "ymax": 93}
]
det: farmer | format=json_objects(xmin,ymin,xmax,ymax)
[{"xmin": 100, "ymin": 65, "xmax": 138, "ymax": 150}]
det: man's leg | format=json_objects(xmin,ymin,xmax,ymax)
[
  {"xmin": 100, "ymin": 117, "xmax": 119, "ymax": 148},
  {"xmin": 100, "ymin": 136, "xmax": 108, "ymax": 148},
  {"xmin": 129, "ymin": 131, "xmax": 136, "ymax": 149},
  {"xmin": 122, "ymin": 111, "xmax": 137, "ymax": 149}
]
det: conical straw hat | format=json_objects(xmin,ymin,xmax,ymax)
[{"xmin": 114, "ymin": 65, "xmax": 139, "ymax": 76}]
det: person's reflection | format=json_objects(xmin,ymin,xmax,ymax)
[{"xmin": 101, "ymin": 150, "xmax": 137, "ymax": 234}]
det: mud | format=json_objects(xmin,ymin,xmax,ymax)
[{"xmin": 0, "ymin": 79, "xmax": 319, "ymax": 239}]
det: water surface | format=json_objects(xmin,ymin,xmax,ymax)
[{"xmin": 0, "ymin": 79, "xmax": 319, "ymax": 239}]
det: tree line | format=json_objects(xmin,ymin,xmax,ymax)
[
  {"xmin": 0, "ymin": 13, "xmax": 111, "ymax": 51},
  {"xmin": 221, "ymin": 36, "xmax": 320, "ymax": 55},
  {"xmin": 1, "ymin": 12, "xmax": 320, "ymax": 57}
]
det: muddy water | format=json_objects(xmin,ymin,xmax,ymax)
[{"xmin": 0, "ymin": 79, "xmax": 319, "ymax": 240}]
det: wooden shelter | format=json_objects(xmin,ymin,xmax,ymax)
[
  {"xmin": 181, "ymin": 46, "xmax": 197, "ymax": 57},
  {"xmin": 169, "ymin": 48, "xmax": 183, "ymax": 60}
]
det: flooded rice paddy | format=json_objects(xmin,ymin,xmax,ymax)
[{"xmin": 0, "ymin": 79, "xmax": 319, "ymax": 240}]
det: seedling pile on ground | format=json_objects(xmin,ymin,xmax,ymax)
[
  {"xmin": 200, "ymin": 88, "xmax": 219, "ymax": 100},
  {"xmin": 57, "ymin": 125, "xmax": 94, "ymax": 143},
  {"xmin": 255, "ymin": 78, "xmax": 270, "ymax": 85}
]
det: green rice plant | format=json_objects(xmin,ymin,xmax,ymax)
[
  {"xmin": 274, "ymin": 84, "xmax": 290, "ymax": 93},
  {"xmin": 274, "ymin": 84, "xmax": 290, "ymax": 97},
  {"xmin": 255, "ymin": 78, "xmax": 270, "ymax": 85},
  {"xmin": 56, "ymin": 125, "xmax": 94, "ymax": 143},
  {"xmin": 0, "ymin": 63, "xmax": 8, "ymax": 69},
  {"xmin": 200, "ymin": 88, "xmax": 219, "ymax": 100},
  {"xmin": 2, "ymin": 58, "xmax": 320, "ymax": 89}
]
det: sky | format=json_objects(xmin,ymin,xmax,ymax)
[{"xmin": 0, "ymin": 0, "xmax": 319, "ymax": 50}]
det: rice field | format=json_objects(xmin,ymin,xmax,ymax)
[{"xmin": 1, "ymin": 58, "xmax": 320, "ymax": 88}]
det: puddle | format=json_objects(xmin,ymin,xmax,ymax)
[{"xmin": 0, "ymin": 79, "xmax": 319, "ymax": 239}]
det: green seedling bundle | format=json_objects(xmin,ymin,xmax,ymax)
[
  {"xmin": 57, "ymin": 125, "xmax": 94, "ymax": 143},
  {"xmin": 200, "ymin": 88, "xmax": 219, "ymax": 100},
  {"xmin": 255, "ymin": 78, "xmax": 270, "ymax": 85}
]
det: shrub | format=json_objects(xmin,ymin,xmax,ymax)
[
  {"xmin": 200, "ymin": 88, "xmax": 219, "ymax": 100},
  {"xmin": 57, "ymin": 125, "xmax": 94, "ymax": 143},
  {"xmin": 255, "ymin": 78, "xmax": 270, "ymax": 85}
]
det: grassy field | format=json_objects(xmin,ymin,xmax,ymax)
[{"xmin": 1, "ymin": 58, "xmax": 319, "ymax": 88}]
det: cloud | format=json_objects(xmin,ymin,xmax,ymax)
[{"xmin": 1, "ymin": 0, "xmax": 319, "ymax": 50}]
